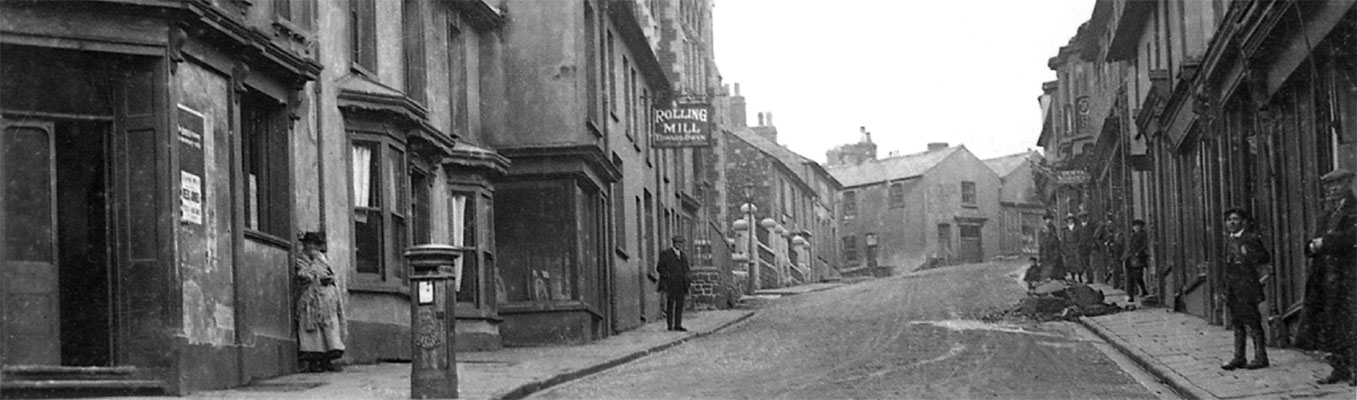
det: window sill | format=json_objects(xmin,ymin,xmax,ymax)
[
  {"xmin": 271, "ymin": 18, "xmax": 314, "ymax": 43},
  {"xmin": 499, "ymin": 301, "xmax": 603, "ymax": 318},
  {"xmin": 453, "ymin": 306, "xmax": 503, "ymax": 322},
  {"xmin": 350, "ymin": 64, "xmax": 377, "ymax": 79},
  {"xmin": 244, "ymin": 229, "xmax": 292, "ymax": 249},
  {"xmin": 962, "ymin": 204, "xmax": 979, "ymax": 209}
]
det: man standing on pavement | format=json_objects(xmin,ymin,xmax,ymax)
[
  {"xmin": 1039, "ymin": 213, "xmax": 1064, "ymax": 282},
  {"xmin": 1077, "ymin": 211, "xmax": 1096, "ymax": 283},
  {"xmin": 1094, "ymin": 213, "xmax": 1120, "ymax": 286},
  {"xmin": 1298, "ymin": 169, "xmax": 1355, "ymax": 385},
  {"xmin": 657, "ymin": 235, "xmax": 691, "ymax": 332},
  {"xmin": 1220, "ymin": 208, "xmax": 1271, "ymax": 371},
  {"xmin": 1122, "ymin": 219, "xmax": 1149, "ymax": 303},
  {"xmin": 1061, "ymin": 213, "xmax": 1084, "ymax": 282}
]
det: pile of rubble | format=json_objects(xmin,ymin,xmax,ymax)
[{"xmin": 993, "ymin": 281, "xmax": 1125, "ymax": 322}]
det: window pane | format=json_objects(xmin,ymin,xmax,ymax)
[
  {"xmin": 392, "ymin": 214, "xmax": 407, "ymax": 280},
  {"xmin": 450, "ymin": 193, "xmax": 468, "ymax": 246},
  {"xmin": 389, "ymin": 146, "xmax": 406, "ymax": 215},
  {"xmin": 411, "ymin": 170, "xmax": 430, "ymax": 245},
  {"xmin": 455, "ymin": 251, "xmax": 478, "ymax": 303},
  {"xmin": 351, "ymin": 142, "xmax": 379, "ymax": 208},
  {"xmin": 355, "ymin": 209, "xmax": 383, "ymax": 274}
]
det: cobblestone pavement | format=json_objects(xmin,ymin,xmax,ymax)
[
  {"xmin": 530, "ymin": 260, "xmax": 1161, "ymax": 399},
  {"xmin": 1081, "ymin": 284, "xmax": 1357, "ymax": 400}
]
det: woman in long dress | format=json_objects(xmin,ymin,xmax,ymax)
[{"xmin": 296, "ymin": 232, "xmax": 345, "ymax": 372}]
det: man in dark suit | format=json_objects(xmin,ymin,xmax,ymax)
[
  {"xmin": 657, "ymin": 235, "xmax": 691, "ymax": 331},
  {"xmin": 1039, "ymin": 213, "xmax": 1064, "ymax": 282},
  {"xmin": 1220, "ymin": 208, "xmax": 1271, "ymax": 370},
  {"xmin": 1122, "ymin": 219, "xmax": 1149, "ymax": 302}
]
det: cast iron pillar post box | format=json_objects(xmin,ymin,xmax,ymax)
[{"xmin": 404, "ymin": 244, "xmax": 461, "ymax": 399}]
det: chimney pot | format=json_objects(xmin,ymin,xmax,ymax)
[
  {"xmin": 734, "ymin": 83, "xmax": 741, "ymax": 96},
  {"xmin": 757, "ymin": 112, "xmax": 765, "ymax": 126},
  {"xmin": 765, "ymin": 112, "xmax": 773, "ymax": 126},
  {"xmin": 927, "ymin": 142, "xmax": 949, "ymax": 151}
]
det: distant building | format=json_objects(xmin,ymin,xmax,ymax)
[
  {"xmin": 828, "ymin": 143, "xmax": 1002, "ymax": 272},
  {"xmin": 825, "ymin": 127, "xmax": 879, "ymax": 167},
  {"xmin": 718, "ymin": 121, "xmax": 842, "ymax": 289},
  {"xmin": 983, "ymin": 151, "xmax": 1045, "ymax": 255}
]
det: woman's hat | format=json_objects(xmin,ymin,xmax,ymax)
[{"xmin": 299, "ymin": 231, "xmax": 327, "ymax": 245}]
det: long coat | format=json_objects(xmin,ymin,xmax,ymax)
[
  {"xmin": 656, "ymin": 248, "xmax": 691, "ymax": 295},
  {"xmin": 1222, "ymin": 229, "xmax": 1271, "ymax": 320},
  {"xmin": 1060, "ymin": 224, "xmax": 1083, "ymax": 271},
  {"xmin": 1039, "ymin": 222, "xmax": 1063, "ymax": 277},
  {"xmin": 296, "ymin": 252, "xmax": 346, "ymax": 353},
  {"xmin": 1297, "ymin": 194, "xmax": 1355, "ymax": 352}
]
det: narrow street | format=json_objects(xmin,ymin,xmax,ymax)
[{"xmin": 532, "ymin": 260, "xmax": 1160, "ymax": 399}]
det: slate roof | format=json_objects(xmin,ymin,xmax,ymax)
[
  {"xmin": 826, "ymin": 146, "xmax": 964, "ymax": 188},
  {"xmin": 983, "ymin": 151, "xmax": 1036, "ymax": 178},
  {"xmin": 727, "ymin": 127, "xmax": 827, "ymax": 188}
]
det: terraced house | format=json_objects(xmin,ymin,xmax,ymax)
[
  {"xmin": 1041, "ymin": 0, "xmax": 1357, "ymax": 346},
  {"xmin": 0, "ymin": 0, "xmax": 747, "ymax": 395}
]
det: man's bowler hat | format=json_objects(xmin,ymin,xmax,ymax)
[{"xmin": 299, "ymin": 231, "xmax": 327, "ymax": 245}]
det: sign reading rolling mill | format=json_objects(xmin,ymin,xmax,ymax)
[{"xmin": 652, "ymin": 96, "xmax": 713, "ymax": 148}]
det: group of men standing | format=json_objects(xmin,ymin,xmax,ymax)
[
  {"xmin": 1031, "ymin": 169, "xmax": 1355, "ymax": 385},
  {"xmin": 1034, "ymin": 211, "xmax": 1148, "ymax": 301}
]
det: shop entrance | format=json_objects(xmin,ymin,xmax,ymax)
[
  {"xmin": 2, "ymin": 46, "xmax": 165, "ymax": 373},
  {"xmin": 2, "ymin": 119, "xmax": 113, "ymax": 367}
]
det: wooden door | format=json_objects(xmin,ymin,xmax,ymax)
[
  {"xmin": 959, "ymin": 224, "xmax": 983, "ymax": 264},
  {"xmin": 1, "ymin": 120, "xmax": 60, "ymax": 365},
  {"xmin": 112, "ymin": 65, "xmax": 170, "ymax": 367}
]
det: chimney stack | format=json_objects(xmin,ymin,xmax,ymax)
[{"xmin": 927, "ymin": 142, "xmax": 949, "ymax": 151}]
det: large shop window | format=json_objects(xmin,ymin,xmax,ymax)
[
  {"xmin": 497, "ymin": 184, "xmax": 578, "ymax": 303},
  {"xmin": 351, "ymin": 138, "xmax": 410, "ymax": 286},
  {"xmin": 241, "ymin": 90, "xmax": 290, "ymax": 239}
]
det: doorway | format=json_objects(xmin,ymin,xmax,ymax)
[{"xmin": 2, "ymin": 118, "xmax": 114, "ymax": 367}]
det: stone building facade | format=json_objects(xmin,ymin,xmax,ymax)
[
  {"xmin": 984, "ymin": 151, "xmax": 1045, "ymax": 256},
  {"xmin": 1041, "ymin": 0, "xmax": 1357, "ymax": 346},
  {"xmin": 829, "ymin": 142, "xmax": 1002, "ymax": 272}
]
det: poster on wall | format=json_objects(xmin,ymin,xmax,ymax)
[
  {"xmin": 652, "ymin": 95, "xmax": 713, "ymax": 148},
  {"xmin": 178, "ymin": 104, "xmax": 207, "ymax": 225},
  {"xmin": 181, "ymin": 171, "xmax": 203, "ymax": 225}
]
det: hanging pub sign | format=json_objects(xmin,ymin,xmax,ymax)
[{"xmin": 652, "ymin": 95, "xmax": 713, "ymax": 148}]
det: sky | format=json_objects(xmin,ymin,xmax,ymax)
[{"xmin": 712, "ymin": 0, "xmax": 1097, "ymax": 163}]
